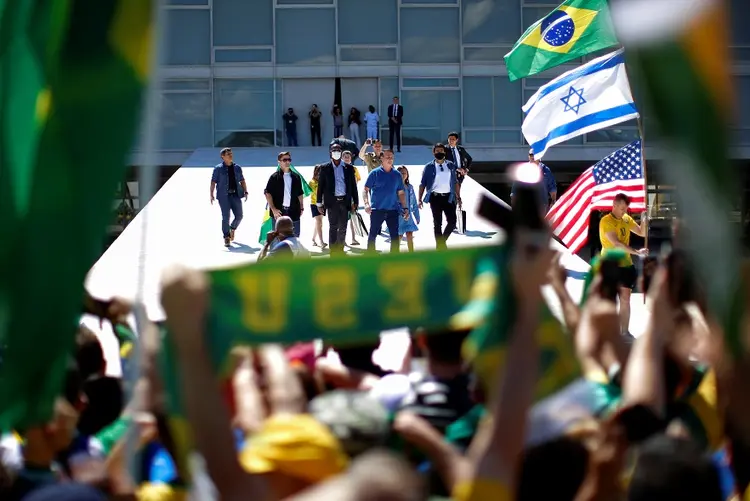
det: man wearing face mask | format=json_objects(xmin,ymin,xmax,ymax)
[
  {"xmin": 316, "ymin": 144, "xmax": 359, "ymax": 254},
  {"xmin": 282, "ymin": 108, "xmax": 298, "ymax": 147},
  {"xmin": 418, "ymin": 143, "xmax": 466, "ymax": 250}
]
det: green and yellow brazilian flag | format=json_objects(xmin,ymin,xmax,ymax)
[{"xmin": 505, "ymin": 0, "xmax": 619, "ymax": 81}]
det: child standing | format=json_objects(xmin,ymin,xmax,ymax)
[{"xmin": 397, "ymin": 166, "xmax": 420, "ymax": 252}]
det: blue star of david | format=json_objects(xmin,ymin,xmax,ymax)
[{"xmin": 560, "ymin": 86, "xmax": 586, "ymax": 114}]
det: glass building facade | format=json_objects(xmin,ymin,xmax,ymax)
[{"xmin": 144, "ymin": 0, "xmax": 750, "ymax": 157}]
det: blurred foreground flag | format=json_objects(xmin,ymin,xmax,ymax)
[
  {"xmin": 458, "ymin": 256, "xmax": 580, "ymax": 400},
  {"xmin": 505, "ymin": 0, "xmax": 619, "ymax": 81},
  {"xmin": 610, "ymin": 0, "xmax": 744, "ymax": 354},
  {"xmin": 0, "ymin": 0, "xmax": 153, "ymax": 429},
  {"xmin": 522, "ymin": 49, "xmax": 639, "ymax": 160}
]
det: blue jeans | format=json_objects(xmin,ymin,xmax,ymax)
[
  {"xmin": 272, "ymin": 208, "xmax": 301, "ymax": 237},
  {"xmin": 218, "ymin": 194, "xmax": 243, "ymax": 238},
  {"xmin": 368, "ymin": 209, "xmax": 400, "ymax": 253}
]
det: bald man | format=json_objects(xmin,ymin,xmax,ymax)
[{"xmin": 266, "ymin": 216, "xmax": 309, "ymax": 259}]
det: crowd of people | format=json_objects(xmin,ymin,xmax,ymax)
[{"xmin": 2, "ymin": 207, "xmax": 750, "ymax": 500}]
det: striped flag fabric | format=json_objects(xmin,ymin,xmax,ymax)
[
  {"xmin": 522, "ymin": 49, "xmax": 639, "ymax": 160},
  {"xmin": 546, "ymin": 140, "xmax": 646, "ymax": 253}
]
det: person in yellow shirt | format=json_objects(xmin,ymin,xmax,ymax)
[
  {"xmin": 308, "ymin": 165, "xmax": 327, "ymax": 249},
  {"xmin": 599, "ymin": 193, "xmax": 648, "ymax": 338}
]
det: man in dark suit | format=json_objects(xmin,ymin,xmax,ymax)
[
  {"xmin": 264, "ymin": 151, "xmax": 304, "ymax": 237},
  {"xmin": 316, "ymin": 143, "xmax": 359, "ymax": 254},
  {"xmin": 446, "ymin": 132, "xmax": 473, "ymax": 207},
  {"xmin": 387, "ymin": 96, "xmax": 403, "ymax": 153}
]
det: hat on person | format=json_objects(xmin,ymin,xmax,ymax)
[
  {"xmin": 239, "ymin": 414, "xmax": 348, "ymax": 483},
  {"xmin": 21, "ymin": 483, "xmax": 108, "ymax": 501},
  {"xmin": 309, "ymin": 390, "xmax": 391, "ymax": 458}
]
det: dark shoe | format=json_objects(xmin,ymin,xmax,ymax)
[
  {"xmin": 224, "ymin": 237, "xmax": 230, "ymax": 247},
  {"xmin": 621, "ymin": 331, "xmax": 636, "ymax": 344},
  {"xmin": 229, "ymin": 228, "xmax": 235, "ymax": 241}
]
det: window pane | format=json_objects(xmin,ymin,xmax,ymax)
[
  {"xmin": 213, "ymin": 0, "xmax": 272, "ymax": 46},
  {"xmin": 339, "ymin": 47, "xmax": 397, "ymax": 62},
  {"xmin": 494, "ymin": 130, "xmax": 522, "ymax": 144},
  {"xmin": 277, "ymin": 0, "xmax": 333, "ymax": 4},
  {"xmin": 380, "ymin": 77, "xmax": 399, "ymax": 118},
  {"xmin": 462, "ymin": 0, "xmax": 521, "ymax": 44},
  {"xmin": 215, "ymin": 48, "xmax": 273, "ymax": 63},
  {"xmin": 522, "ymin": 7, "xmax": 551, "ymax": 29},
  {"xmin": 164, "ymin": 9, "xmax": 210, "ymax": 65},
  {"xmin": 163, "ymin": 80, "xmax": 210, "ymax": 91},
  {"xmin": 463, "ymin": 130, "xmax": 493, "ymax": 144},
  {"xmin": 166, "ymin": 0, "xmax": 206, "ymax": 4},
  {"xmin": 738, "ymin": 76, "xmax": 750, "ymax": 129},
  {"xmin": 214, "ymin": 79, "xmax": 275, "ymax": 131},
  {"xmin": 464, "ymin": 46, "xmax": 506, "ymax": 62},
  {"xmin": 733, "ymin": 48, "xmax": 750, "ymax": 61},
  {"xmin": 215, "ymin": 131, "xmax": 277, "ymax": 148},
  {"xmin": 493, "ymin": 78, "xmax": 522, "ymax": 127},
  {"xmin": 159, "ymin": 93, "xmax": 211, "ymax": 150},
  {"xmin": 463, "ymin": 77, "xmax": 493, "ymax": 127},
  {"xmin": 733, "ymin": 129, "xmax": 750, "ymax": 145},
  {"xmin": 730, "ymin": 0, "xmax": 750, "ymax": 46},
  {"xmin": 402, "ymin": 78, "xmax": 459, "ymax": 88},
  {"xmin": 400, "ymin": 8, "xmax": 460, "ymax": 63},
  {"xmin": 402, "ymin": 0, "xmax": 456, "ymax": 3},
  {"xmin": 439, "ymin": 90, "xmax": 461, "ymax": 140},
  {"xmin": 401, "ymin": 90, "xmax": 460, "ymax": 144},
  {"xmin": 403, "ymin": 128, "xmax": 441, "ymax": 146},
  {"xmin": 585, "ymin": 124, "xmax": 640, "ymax": 143},
  {"xmin": 338, "ymin": 0, "xmax": 397, "ymax": 44},
  {"xmin": 402, "ymin": 90, "xmax": 440, "ymax": 128},
  {"xmin": 275, "ymin": 9, "xmax": 335, "ymax": 64}
]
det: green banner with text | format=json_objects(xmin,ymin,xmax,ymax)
[{"xmin": 204, "ymin": 246, "xmax": 498, "ymax": 363}]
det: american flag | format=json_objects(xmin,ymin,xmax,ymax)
[{"xmin": 546, "ymin": 140, "xmax": 646, "ymax": 254}]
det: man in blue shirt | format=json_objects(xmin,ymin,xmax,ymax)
[
  {"xmin": 511, "ymin": 150, "xmax": 557, "ymax": 212},
  {"xmin": 363, "ymin": 149, "xmax": 408, "ymax": 253},
  {"xmin": 210, "ymin": 148, "xmax": 248, "ymax": 247}
]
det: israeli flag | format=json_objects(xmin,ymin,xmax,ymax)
[{"xmin": 522, "ymin": 49, "xmax": 639, "ymax": 160}]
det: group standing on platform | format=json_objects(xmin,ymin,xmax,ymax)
[{"xmin": 208, "ymin": 135, "xmax": 473, "ymax": 254}]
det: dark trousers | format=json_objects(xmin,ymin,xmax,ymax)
[
  {"xmin": 218, "ymin": 194, "xmax": 243, "ymax": 238},
  {"xmin": 272, "ymin": 207, "xmax": 301, "ymax": 237},
  {"xmin": 334, "ymin": 125, "xmax": 343, "ymax": 137},
  {"xmin": 429, "ymin": 193, "xmax": 456, "ymax": 249},
  {"xmin": 285, "ymin": 127, "xmax": 298, "ymax": 147},
  {"xmin": 311, "ymin": 125, "xmax": 321, "ymax": 146},
  {"xmin": 389, "ymin": 123, "xmax": 401, "ymax": 150},
  {"xmin": 368, "ymin": 209, "xmax": 400, "ymax": 253},
  {"xmin": 327, "ymin": 199, "xmax": 349, "ymax": 254}
]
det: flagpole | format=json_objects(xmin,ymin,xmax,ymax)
[{"xmin": 637, "ymin": 116, "xmax": 649, "ymax": 251}]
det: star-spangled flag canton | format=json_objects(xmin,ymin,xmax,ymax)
[{"xmin": 546, "ymin": 140, "xmax": 646, "ymax": 254}]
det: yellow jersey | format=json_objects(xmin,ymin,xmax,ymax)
[
  {"xmin": 309, "ymin": 179, "xmax": 318, "ymax": 205},
  {"xmin": 599, "ymin": 213, "xmax": 638, "ymax": 267}
]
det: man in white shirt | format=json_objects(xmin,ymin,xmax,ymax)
[
  {"xmin": 264, "ymin": 151, "xmax": 304, "ymax": 237},
  {"xmin": 418, "ymin": 143, "xmax": 466, "ymax": 249}
]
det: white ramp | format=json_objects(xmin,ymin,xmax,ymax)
[{"xmin": 88, "ymin": 166, "xmax": 509, "ymax": 320}]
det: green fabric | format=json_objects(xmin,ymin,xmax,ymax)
[
  {"xmin": 0, "ymin": 0, "xmax": 152, "ymax": 430},
  {"xmin": 579, "ymin": 248, "xmax": 628, "ymax": 307},
  {"xmin": 258, "ymin": 164, "xmax": 311, "ymax": 244},
  {"xmin": 94, "ymin": 416, "xmax": 131, "ymax": 455},
  {"xmin": 617, "ymin": 2, "xmax": 743, "ymax": 355},
  {"xmin": 445, "ymin": 404, "xmax": 486, "ymax": 450},
  {"xmin": 461, "ymin": 256, "xmax": 581, "ymax": 401},
  {"xmin": 505, "ymin": 0, "xmax": 619, "ymax": 81}
]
